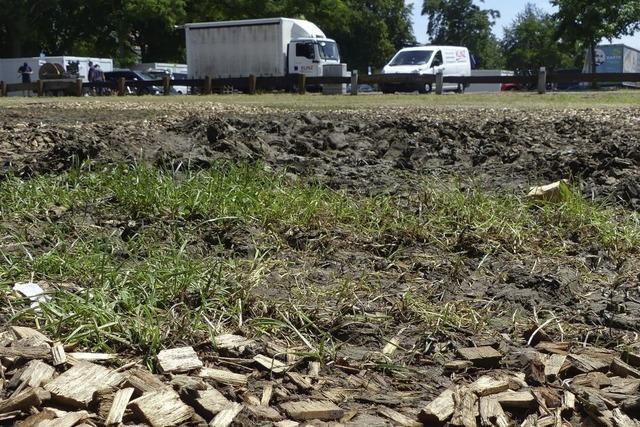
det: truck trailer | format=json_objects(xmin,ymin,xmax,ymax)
[
  {"xmin": 583, "ymin": 44, "xmax": 640, "ymax": 88},
  {"xmin": 184, "ymin": 18, "xmax": 341, "ymax": 80}
]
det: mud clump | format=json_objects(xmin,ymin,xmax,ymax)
[{"xmin": 2, "ymin": 106, "xmax": 640, "ymax": 208}]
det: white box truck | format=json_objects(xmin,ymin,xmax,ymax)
[{"xmin": 184, "ymin": 17, "xmax": 341, "ymax": 79}]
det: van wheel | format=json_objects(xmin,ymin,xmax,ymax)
[
  {"xmin": 419, "ymin": 83, "xmax": 432, "ymax": 94},
  {"xmin": 455, "ymin": 83, "xmax": 465, "ymax": 94}
]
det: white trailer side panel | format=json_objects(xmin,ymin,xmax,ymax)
[{"xmin": 187, "ymin": 22, "xmax": 285, "ymax": 78}]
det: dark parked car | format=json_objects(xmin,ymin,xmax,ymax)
[{"xmin": 103, "ymin": 70, "xmax": 161, "ymax": 95}]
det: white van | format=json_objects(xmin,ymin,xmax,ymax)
[{"xmin": 380, "ymin": 45, "xmax": 471, "ymax": 93}]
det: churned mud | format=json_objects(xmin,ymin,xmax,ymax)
[{"xmin": 1, "ymin": 100, "xmax": 639, "ymax": 425}]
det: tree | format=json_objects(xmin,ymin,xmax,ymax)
[
  {"xmin": 552, "ymin": 0, "xmax": 640, "ymax": 73},
  {"xmin": 421, "ymin": 0, "xmax": 504, "ymax": 68},
  {"xmin": 501, "ymin": 3, "xmax": 578, "ymax": 71}
]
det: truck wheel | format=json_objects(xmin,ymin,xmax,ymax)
[
  {"xmin": 380, "ymin": 84, "xmax": 393, "ymax": 94},
  {"xmin": 419, "ymin": 83, "xmax": 432, "ymax": 94}
]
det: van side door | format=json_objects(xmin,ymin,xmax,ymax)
[{"xmin": 430, "ymin": 50, "xmax": 445, "ymax": 74}]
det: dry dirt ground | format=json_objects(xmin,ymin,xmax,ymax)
[{"xmin": 0, "ymin": 99, "xmax": 639, "ymax": 426}]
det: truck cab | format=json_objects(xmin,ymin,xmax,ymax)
[{"xmin": 288, "ymin": 38, "xmax": 340, "ymax": 77}]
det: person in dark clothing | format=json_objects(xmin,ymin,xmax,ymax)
[{"xmin": 17, "ymin": 62, "xmax": 33, "ymax": 96}]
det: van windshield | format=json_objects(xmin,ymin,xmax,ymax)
[
  {"xmin": 317, "ymin": 41, "xmax": 340, "ymax": 60},
  {"xmin": 389, "ymin": 50, "xmax": 433, "ymax": 66}
]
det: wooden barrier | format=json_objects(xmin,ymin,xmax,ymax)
[
  {"xmin": 75, "ymin": 79, "xmax": 83, "ymax": 97},
  {"xmin": 435, "ymin": 71, "xmax": 444, "ymax": 95},
  {"xmin": 117, "ymin": 78, "xmax": 126, "ymax": 96},
  {"xmin": 4, "ymin": 71, "xmax": 640, "ymax": 97},
  {"xmin": 350, "ymin": 70, "xmax": 358, "ymax": 96},
  {"xmin": 297, "ymin": 74, "xmax": 306, "ymax": 94},
  {"xmin": 538, "ymin": 67, "xmax": 547, "ymax": 94},
  {"xmin": 162, "ymin": 76, "xmax": 170, "ymax": 95},
  {"xmin": 248, "ymin": 75, "xmax": 257, "ymax": 95}
]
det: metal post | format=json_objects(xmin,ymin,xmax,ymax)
[
  {"xmin": 204, "ymin": 76, "xmax": 212, "ymax": 95},
  {"xmin": 537, "ymin": 67, "xmax": 547, "ymax": 94},
  {"xmin": 350, "ymin": 70, "xmax": 359, "ymax": 95},
  {"xmin": 435, "ymin": 71, "xmax": 444, "ymax": 95},
  {"xmin": 248, "ymin": 74, "xmax": 257, "ymax": 94},
  {"xmin": 1, "ymin": 81, "xmax": 7, "ymax": 97}
]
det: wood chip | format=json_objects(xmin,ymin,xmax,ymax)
[
  {"xmin": 535, "ymin": 342, "xmax": 570, "ymax": 355},
  {"xmin": 129, "ymin": 389, "xmax": 194, "ymax": 427},
  {"xmin": 14, "ymin": 408, "xmax": 57, "ymax": 427},
  {"xmin": 197, "ymin": 367, "xmax": 248, "ymax": 386},
  {"xmin": 569, "ymin": 353, "xmax": 611, "ymax": 373},
  {"xmin": 124, "ymin": 368, "xmax": 167, "ymax": 394},
  {"xmin": 94, "ymin": 387, "xmax": 117, "ymax": 420},
  {"xmin": 377, "ymin": 406, "xmax": 421, "ymax": 427},
  {"xmin": 450, "ymin": 389, "xmax": 478, "ymax": 427},
  {"xmin": 193, "ymin": 388, "xmax": 230, "ymax": 419},
  {"xmin": 10, "ymin": 326, "xmax": 52, "ymax": 343},
  {"xmin": 210, "ymin": 402, "xmax": 243, "ymax": 427},
  {"xmin": 623, "ymin": 351, "xmax": 640, "ymax": 367},
  {"xmin": 0, "ymin": 338, "xmax": 51, "ymax": 359},
  {"xmin": 493, "ymin": 390, "xmax": 536, "ymax": 408},
  {"xmin": 560, "ymin": 390, "xmax": 574, "ymax": 418},
  {"xmin": 458, "ymin": 346, "xmax": 502, "ymax": 368},
  {"xmin": 610, "ymin": 357, "xmax": 640, "ymax": 379},
  {"xmin": 280, "ymin": 400, "xmax": 344, "ymax": 421},
  {"xmin": 0, "ymin": 387, "xmax": 51, "ymax": 414},
  {"xmin": 51, "ymin": 342, "xmax": 66, "ymax": 366},
  {"xmin": 105, "ymin": 387, "xmax": 134, "ymax": 425},
  {"xmin": 246, "ymin": 404, "xmax": 283, "ymax": 421},
  {"xmin": 10, "ymin": 359, "xmax": 55, "ymax": 388},
  {"xmin": 479, "ymin": 396, "xmax": 509, "ymax": 427},
  {"xmin": 38, "ymin": 410, "xmax": 89, "ymax": 427},
  {"xmin": 242, "ymin": 393, "xmax": 261, "ymax": 406},
  {"xmin": 254, "ymin": 354, "xmax": 288, "ymax": 373},
  {"xmin": 469, "ymin": 375, "xmax": 509, "ymax": 397},
  {"xmin": 274, "ymin": 421, "xmax": 299, "ymax": 427},
  {"xmin": 261, "ymin": 383, "xmax": 273, "ymax": 406},
  {"xmin": 67, "ymin": 352, "xmax": 117, "ymax": 362},
  {"xmin": 308, "ymin": 361, "xmax": 320, "ymax": 377},
  {"xmin": 611, "ymin": 408, "xmax": 637, "ymax": 427},
  {"xmin": 287, "ymin": 372, "xmax": 312, "ymax": 390},
  {"xmin": 44, "ymin": 361, "xmax": 123, "ymax": 408},
  {"xmin": 418, "ymin": 388, "xmax": 455, "ymax": 425},
  {"xmin": 544, "ymin": 354, "xmax": 567, "ymax": 380},
  {"xmin": 214, "ymin": 334, "xmax": 254, "ymax": 350},
  {"xmin": 157, "ymin": 347, "xmax": 203, "ymax": 373},
  {"xmin": 382, "ymin": 336, "xmax": 400, "ymax": 355},
  {"xmin": 444, "ymin": 360, "xmax": 473, "ymax": 372}
]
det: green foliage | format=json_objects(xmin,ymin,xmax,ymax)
[
  {"xmin": 421, "ymin": 0, "xmax": 504, "ymax": 68},
  {"xmin": 551, "ymin": 0, "xmax": 640, "ymax": 72},
  {"xmin": 0, "ymin": 0, "xmax": 413, "ymax": 70},
  {"xmin": 502, "ymin": 3, "xmax": 579, "ymax": 71}
]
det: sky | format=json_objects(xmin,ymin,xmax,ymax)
[{"xmin": 408, "ymin": 0, "xmax": 640, "ymax": 50}]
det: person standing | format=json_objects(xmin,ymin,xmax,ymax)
[
  {"xmin": 87, "ymin": 61, "xmax": 95, "ymax": 95},
  {"xmin": 17, "ymin": 62, "xmax": 33, "ymax": 96}
]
